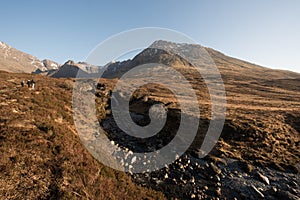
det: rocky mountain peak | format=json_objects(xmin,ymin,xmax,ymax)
[{"xmin": 65, "ymin": 60, "xmax": 75, "ymax": 65}]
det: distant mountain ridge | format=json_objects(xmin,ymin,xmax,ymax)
[
  {"xmin": 0, "ymin": 40, "xmax": 104, "ymax": 77},
  {"xmin": 1, "ymin": 40, "xmax": 299, "ymax": 81},
  {"xmin": 49, "ymin": 60, "xmax": 100, "ymax": 78}
]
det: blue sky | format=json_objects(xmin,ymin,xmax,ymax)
[{"xmin": 1, "ymin": 0, "xmax": 299, "ymax": 73}]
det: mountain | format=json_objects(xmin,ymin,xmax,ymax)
[
  {"xmin": 50, "ymin": 60, "xmax": 100, "ymax": 78},
  {"xmin": 0, "ymin": 40, "xmax": 102, "ymax": 77},
  {"xmin": 50, "ymin": 60, "xmax": 88, "ymax": 78},
  {"xmin": 104, "ymin": 40, "xmax": 300, "ymax": 80},
  {"xmin": 0, "ymin": 41, "xmax": 60, "ymax": 74}
]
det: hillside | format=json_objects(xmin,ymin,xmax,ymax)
[
  {"xmin": 0, "ymin": 71, "xmax": 165, "ymax": 199},
  {"xmin": 96, "ymin": 41, "xmax": 300, "ymax": 199},
  {"xmin": 0, "ymin": 41, "xmax": 59, "ymax": 73}
]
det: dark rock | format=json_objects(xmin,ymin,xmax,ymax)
[
  {"xmin": 239, "ymin": 161, "xmax": 255, "ymax": 173},
  {"xmin": 276, "ymin": 190, "xmax": 299, "ymax": 200}
]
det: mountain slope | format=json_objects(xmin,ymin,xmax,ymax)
[
  {"xmin": 0, "ymin": 41, "xmax": 60, "ymax": 74},
  {"xmin": 0, "ymin": 41, "xmax": 45, "ymax": 73},
  {"xmin": 205, "ymin": 47, "xmax": 300, "ymax": 80},
  {"xmin": 150, "ymin": 40, "xmax": 300, "ymax": 80}
]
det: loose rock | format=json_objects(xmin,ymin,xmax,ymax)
[
  {"xmin": 256, "ymin": 171, "xmax": 270, "ymax": 185},
  {"xmin": 250, "ymin": 184, "xmax": 264, "ymax": 198}
]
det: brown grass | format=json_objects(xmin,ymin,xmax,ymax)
[{"xmin": 0, "ymin": 71, "xmax": 165, "ymax": 199}]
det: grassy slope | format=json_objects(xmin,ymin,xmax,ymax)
[{"xmin": 0, "ymin": 71, "xmax": 165, "ymax": 199}]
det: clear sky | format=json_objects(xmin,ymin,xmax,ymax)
[{"xmin": 1, "ymin": 0, "xmax": 299, "ymax": 73}]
